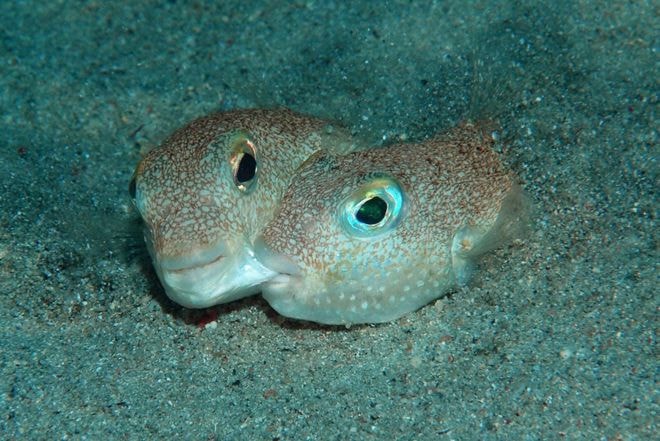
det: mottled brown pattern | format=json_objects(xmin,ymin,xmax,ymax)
[
  {"xmin": 133, "ymin": 108, "xmax": 354, "ymax": 259},
  {"xmin": 258, "ymin": 122, "xmax": 526, "ymax": 324},
  {"xmin": 129, "ymin": 108, "xmax": 360, "ymax": 307}
]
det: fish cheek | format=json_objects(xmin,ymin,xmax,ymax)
[{"xmin": 332, "ymin": 236, "xmax": 393, "ymax": 286}]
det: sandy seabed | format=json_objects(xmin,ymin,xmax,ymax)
[{"xmin": 0, "ymin": 1, "xmax": 656, "ymax": 439}]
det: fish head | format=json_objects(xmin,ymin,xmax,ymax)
[
  {"xmin": 255, "ymin": 124, "xmax": 526, "ymax": 325},
  {"xmin": 129, "ymin": 109, "xmax": 353, "ymax": 308}
]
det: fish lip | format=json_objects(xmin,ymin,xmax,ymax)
[
  {"xmin": 266, "ymin": 273, "xmax": 294, "ymax": 289},
  {"xmin": 253, "ymin": 237, "xmax": 302, "ymax": 277},
  {"xmin": 158, "ymin": 241, "xmax": 229, "ymax": 273},
  {"xmin": 271, "ymin": 274, "xmax": 293, "ymax": 283},
  {"xmin": 146, "ymin": 237, "xmax": 278, "ymax": 308},
  {"xmin": 164, "ymin": 253, "xmax": 226, "ymax": 274}
]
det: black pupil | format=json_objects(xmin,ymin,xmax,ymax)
[
  {"xmin": 236, "ymin": 152, "xmax": 256, "ymax": 183},
  {"xmin": 356, "ymin": 197, "xmax": 387, "ymax": 225}
]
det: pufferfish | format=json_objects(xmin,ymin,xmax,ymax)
[
  {"xmin": 254, "ymin": 122, "xmax": 527, "ymax": 325},
  {"xmin": 129, "ymin": 108, "xmax": 356, "ymax": 308}
]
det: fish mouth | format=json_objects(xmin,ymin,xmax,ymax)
[
  {"xmin": 147, "ymin": 238, "xmax": 278, "ymax": 308},
  {"xmin": 253, "ymin": 237, "xmax": 302, "ymax": 279},
  {"xmin": 253, "ymin": 237, "xmax": 311, "ymax": 318},
  {"xmin": 158, "ymin": 242, "xmax": 228, "ymax": 273},
  {"xmin": 162, "ymin": 251, "xmax": 226, "ymax": 273}
]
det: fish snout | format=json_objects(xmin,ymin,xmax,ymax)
[
  {"xmin": 149, "ymin": 238, "xmax": 278, "ymax": 308},
  {"xmin": 253, "ymin": 237, "xmax": 302, "ymax": 279}
]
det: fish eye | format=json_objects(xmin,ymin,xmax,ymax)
[
  {"xmin": 229, "ymin": 134, "xmax": 258, "ymax": 192},
  {"xmin": 339, "ymin": 175, "xmax": 405, "ymax": 238},
  {"xmin": 235, "ymin": 152, "xmax": 256, "ymax": 183},
  {"xmin": 355, "ymin": 196, "xmax": 388, "ymax": 225}
]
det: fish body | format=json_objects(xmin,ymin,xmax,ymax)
[
  {"xmin": 255, "ymin": 122, "xmax": 527, "ymax": 325},
  {"xmin": 130, "ymin": 108, "xmax": 355, "ymax": 308}
]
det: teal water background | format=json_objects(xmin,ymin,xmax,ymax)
[{"xmin": 0, "ymin": 1, "xmax": 656, "ymax": 439}]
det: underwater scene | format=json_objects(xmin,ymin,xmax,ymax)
[{"xmin": 0, "ymin": 0, "xmax": 656, "ymax": 439}]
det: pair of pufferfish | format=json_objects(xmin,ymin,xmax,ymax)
[{"xmin": 129, "ymin": 109, "xmax": 527, "ymax": 325}]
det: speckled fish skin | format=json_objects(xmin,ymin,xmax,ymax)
[
  {"xmin": 131, "ymin": 108, "xmax": 356, "ymax": 308},
  {"xmin": 255, "ymin": 122, "xmax": 527, "ymax": 325}
]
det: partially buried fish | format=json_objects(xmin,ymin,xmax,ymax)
[
  {"xmin": 130, "ymin": 108, "xmax": 356, "ymax": 308},
  {"xmin": 255, "ymin": 122, "xmax": 528, "ymax": 325}
]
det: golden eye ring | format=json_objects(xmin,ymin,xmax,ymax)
[{"xmin": 228, "ymin": 134, "xmax": 258, "ymax": 193}]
